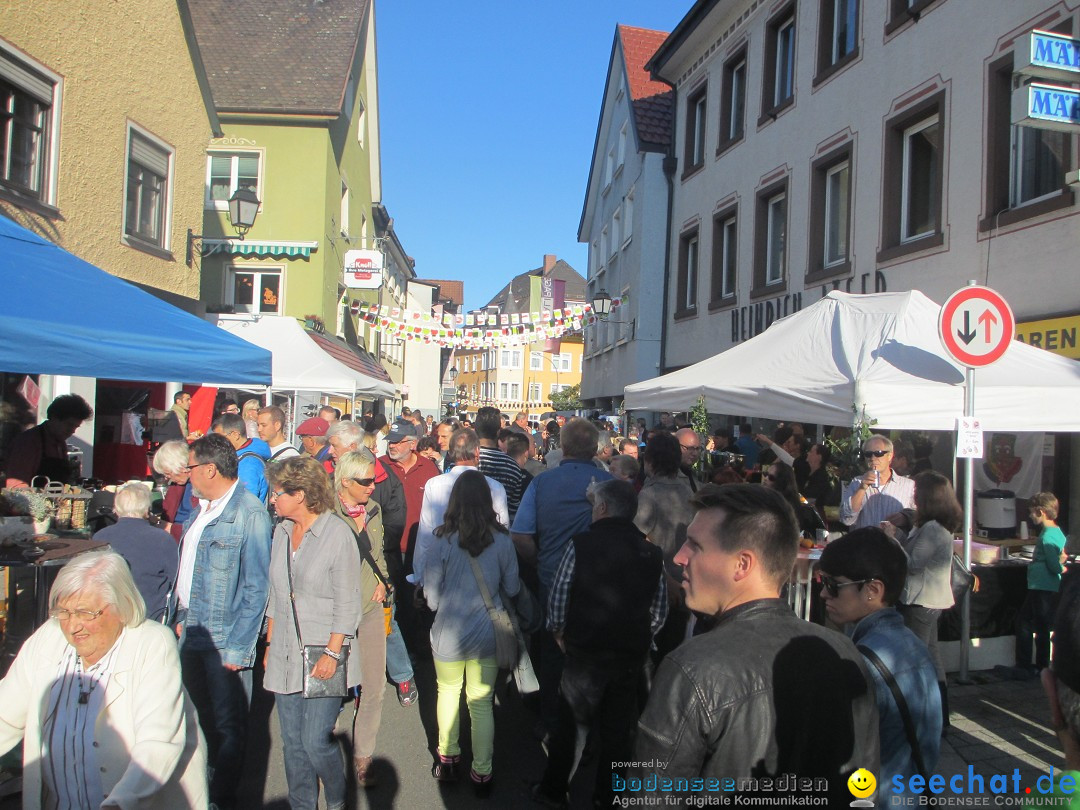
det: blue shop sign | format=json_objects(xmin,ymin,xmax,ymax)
[
  {"xmin": 1015, "ymin": 29, "xmax": 1080, "ymax": 82},
  {"xmin": 1012, "ymin": 82, "xmax": 1080, "ymax": 133}
]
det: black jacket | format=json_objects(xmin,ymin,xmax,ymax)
[{"xmin": 635, "ymin": 599, "xmax": 879, "ymax": 806}]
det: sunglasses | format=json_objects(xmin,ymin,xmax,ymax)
[
  {"xmin": 819, "ymin": 575, "xmax": 873, "ymax": 597},
  {"xmin": 861, "ymin": 450, "xmax": 890, "ymax": 459},
  {"xmin": 348, "ymin": 477, "xmax": 376, "ymax": 487}
]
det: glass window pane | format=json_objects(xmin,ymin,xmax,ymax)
[
  {"xmin": 825, "ymin": 163, "xmax": 850, "ymax": 265},
  {"xmin": 776, "ymin": 21, "xmax": 795, "ymax": 105},
  {"xmin": 209, "ymin": 154, "xmax": 232, "ymax": 201},
  {"xmin": 236, "ymin": 154, "xmax": 259, "ymax": 190},
  {"xmin": 259, "ymin": 273, "xmax": 280, "ymax": 313},
  {"xmin": 904, "ymin": 119, "xmax": 939, "ymax": 239},
  {"xmin": 723, "ymin": 218, "xmax": 737, "ymax": 296},
  {"xmin": 767, "ymin": 195, "xmax": 786, "ymax": 282},
  {"xmin": 731, "ymin": 63, "xmax": 745, "ymax": 139},
  {"xmin": 233, "ymin": 273, "xmax": 254, "ymax": 310},
  {"xmin": 1016, "ymin": 127, "xmax": 1066, "ymax": 204}
]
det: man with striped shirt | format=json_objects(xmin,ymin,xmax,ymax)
[{"xmin": 475, "ymin": 406, "xmax": 529, "ymax": 521}]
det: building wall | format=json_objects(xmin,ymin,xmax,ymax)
[
  {"xmin": 403, "ymin": 283, "xmax": 443, "ymax": 416},
  {"xmin": 658, "ymin": 0, "xmax": 1079, "ymax": 369},
  {"xmin": 0, "ymin": 0, "xmax": 215, "ymax": 301}
]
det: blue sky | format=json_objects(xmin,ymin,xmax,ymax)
[{"xmin": 376, "ymin": 1, "xmax": 686, "ymax": 311}]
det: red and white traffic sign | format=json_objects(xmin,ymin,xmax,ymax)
[{"xmin": 939, "ymin": 286, "xmax": 1015, "ymax": 367}]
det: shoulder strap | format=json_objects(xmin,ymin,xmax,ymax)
[
  {"xmin": 339, "ymin": 512, "xmax": 390, "ymax": 588},
  {"xmin": 468, "ymin": 553, "xmax": 497, "ymax": 611},
  {"xmin": 270, "ymin": 445, "xmax": 293, "ymax": 460},
  {"xmin": 285, "ymin": 536, "xmax": 304, "ymax": 648},
  {"xmin": 857, "ymin": 644, "xmax": 927, "ymax": 779}
]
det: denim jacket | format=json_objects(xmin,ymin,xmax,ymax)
[
  {"xmin": 850, "ymin": 608, "xmax": 942, "ymax": 781},
  {"xmin": 173, "ymin": 483, "xmax": 272, "ymax": 668}
]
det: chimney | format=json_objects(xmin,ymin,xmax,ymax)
[{"xmin": 542, "ymin": 254, "xmax": 557, "ymax": 273}]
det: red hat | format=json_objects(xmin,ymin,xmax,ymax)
[{"xmin": 296, "ymin": 417, "xmax": 330, "ymax": 437}]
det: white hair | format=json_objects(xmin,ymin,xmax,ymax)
[
  {"xmin": 152, "ymin": 440, "xmax": 190, "ymax": 476},
  {"xmin": 50, "ymin": 551, "xmax": 146, "ymax": 627},
  {"xmin": 114, "ymin": 482, "xmax": 152, "ymax": 518},
  {"xmin": 863, "ymin": 433, "xmax": 894, "ymax": 453},
  {"xmin": 327, "ymin": 420, "xmax": 364, "ymax": 449}
]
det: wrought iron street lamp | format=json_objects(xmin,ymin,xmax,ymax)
[{"xmin": 186, "ymin": 187, "xmax": 262, "ymax": 265}]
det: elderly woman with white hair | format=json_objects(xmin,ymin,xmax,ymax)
[
  {"xmin": 152, "ymin": 439, "xmax": 195, "ymax": 542},
  {"xmin": 92, "ymin": 483, "xmax": 179, "ymax": 621},
  {"xmin": 0, "ymin": 551, "xmax": 206, "ymax": 807}
]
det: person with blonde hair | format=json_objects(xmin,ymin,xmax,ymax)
[
  {"xmin": 242, "ymin": 398, "xmax": 261, "ymax": 438},
  {"xmin": 152, "ymin": 439, "xmax": 194, "ymax": 541},
  {"xmin": 0, "ymin": 552, "xmax": 207, "ymax": 806}
]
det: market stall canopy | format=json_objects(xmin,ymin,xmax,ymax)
[
  {"xmin": 624, "ymin": 290, "xmax": 1080, "ymax": 432},
  {"xmin": 0, "ymin": 215, "xmax": 271, "ymax": 385},
  {"xmin": 211, "ymin": 314, "xmax": 397, "ymax": 399}
]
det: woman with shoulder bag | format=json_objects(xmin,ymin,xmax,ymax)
[
  {"xmin": 424, "ymin": 470, "xmax": 520, "ymax": 798},
  {"xmin": 263, "ymin": 457, "xmax": 363, "ymax": 810},
  {"xmin": 333, "ymin": 449, "xmax": 392, "ymax": 788}
]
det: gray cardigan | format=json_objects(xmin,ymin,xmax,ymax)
[
  {"xmin": 264, "ymin": 511, "xmax": 364, "ymax": 693},
  {"xmin": 898, "ymin": 520, "xmax": 955, "ymax": 610}
]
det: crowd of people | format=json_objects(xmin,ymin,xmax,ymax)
[{"xmin": 0, "ymin": 398, "xmax": 1076, "ymax": 808}]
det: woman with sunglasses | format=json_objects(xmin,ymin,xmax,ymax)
[
  {"xmin": 264, "ymin": 456, "xmax": 364, "ymax": 810},
  {"xmin": 333, "ymin": 450, "xmax": 391, "ymax": 788},
  {"xmin": 818, "ymin": 528, "xmax": 942, "ymax": 778},
  {"xmin": 880, "ymin": 470, "xmax": 961, "ymax": 722}
]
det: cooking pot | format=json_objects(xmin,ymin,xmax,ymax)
[{"xmin": 976, "ymin": 489, "xmax": 1016, "ymax": 539}]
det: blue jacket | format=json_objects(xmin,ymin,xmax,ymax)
[
  {"xmin": 850, "ymin": 608, "xmax": 941, "ymax": 781},
  {"xmin": 236, "ymin": 437, "xmax": 271, "ymax": 502},
  {"xmin": 176, "ymin": 483, "xmax": 272, "ymax": 668}
]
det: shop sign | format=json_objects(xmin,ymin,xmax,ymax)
[
  {"xmin": 1012, "ymin": 82, "xmax": 1080, "ymax": 132},
  {"xmin": 343, "ymin": 249, "xmax": 384, "ymax": 289},
  {"xmin": 1015, "ymin": 30, "xmax": 1080, "ymax": 83},
  {"xmin": 1015, "ymin": 314, "xmax": 1080, "ymax": 358}
]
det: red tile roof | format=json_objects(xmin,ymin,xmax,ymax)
[
  {"xmin": 414, "ymin": 278, "xmax": 464, "ymax": 308},
  {"xmin": 618, "ymin": 25, "xmax": 673, "ymax": 150},
  {"xmin": 307, "ymin": 330, "xmax": 392, "ymax": 383}
]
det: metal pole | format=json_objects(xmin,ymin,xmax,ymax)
[{"xmin": 959, "ymin": 363, "xmax": 975, "ymax": 681}]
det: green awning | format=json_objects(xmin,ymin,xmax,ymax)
[{"xmin": 203, "ymin": 239, "xmax": 318, "ymax": 258}]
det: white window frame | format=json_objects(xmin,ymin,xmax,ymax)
[
  {"xmin": 605, "ymin": 147, "xmax": 615, "ymax": 187},
  {"xmin": 500, "ymin": 382, "xmax": 509, "ymax": 400},
  {"xmin": 600, "ymin": 225, "xmax": 609, "ymax": 267},
  {"xmin": 356, "ymin": 96, "xmax": 366, "ymax": 147},
  {"xmin": 685, "ymin": 234, "xmax": 699, "ymax": 310},
  {"xmin": 719, "ymin": 215, "xmax": 737, "ymax": 298},
  {"xmin": 765, "ymin": 192, "xmax": 786, "ymax": 284},
  {"xmin": 623, "ymin": 189, "xmax": 634, "ymax": 247},
  {"xmin": 530, "ymin": 351, "xmax": 543, "ymax": 371},
  {"xmin": 225, "ymin": 264, "xmax": 284, "ymax": 314},
  {"xmin": 123, "ymin": 122, "xmax": 174, "ymax": 251},
  {"xmin": 610, "ymin": 208, "xmax": 621, "ymax": 257},
  {"xmin": 0, "ymin": 43, "xmax": 62, "ymax": 207},
  {"xmin": 528, "ymin": 382, "xmax": 541, "ymax": 402},
  {"xmin": 824, "ymin": 160, "xmax": 850, "ymax": 267},
  {"xmin": 205, "ymin": 150, "xmax": 262, "ymax": 211},
  {"xmin": 900, "ymin": 114, "xmax": 939, "ymax": 242},
  {"xmin": 691, "ymin": 94, "xmax": 707, "ymax": 166},
  {"xmin": 774, "ymin": 17, "xmax": 796, "ymax": 107},
  {"xmin": 510, "ymin": 383, "xmax": 520, "ymax": 400},
  {"xmin": 617, "ymin": 122, "xmax": 627, "ymax": 167},
  {"xmin": 727, "ymin": 59, "xmax": 746, "ymax": 141}
]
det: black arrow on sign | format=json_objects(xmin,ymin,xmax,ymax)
[{"xmin": 957, "ymin": 311, "xmax": 977, "ymax": 345}]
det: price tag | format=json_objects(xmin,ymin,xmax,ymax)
[{"xmin": 956, "ymin": 417, "xmax": 983, "ymax": 458}]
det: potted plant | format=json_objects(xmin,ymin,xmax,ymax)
[{"xmin": 3, "ymin": 489, "xmax": 55, "ymax": 535}]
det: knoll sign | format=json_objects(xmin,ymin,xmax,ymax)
[{"xmin": 1013, "ymin": 30, "xmax": 1080, "ymax": 132}]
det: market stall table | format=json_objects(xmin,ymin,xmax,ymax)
[{"xmin": 1, "ymin": 536, "xmax": 110, "ymax": 629}]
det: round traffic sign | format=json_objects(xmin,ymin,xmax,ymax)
[{"xmin": 939, "ymin": 286, "xmax": 1015, "ymax": 367}]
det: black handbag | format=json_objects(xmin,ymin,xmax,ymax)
[
  {"xmin": 950, "ymin": 553, "xmax": 977, "ymax": 602},
  {"xmin": 286, "ymin": 543, "xmax": 349, "ymax": 699}
]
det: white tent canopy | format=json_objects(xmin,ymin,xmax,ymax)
[
  {"xmin": 624, "ymin": 291, "xmax": 1080, "ymax": 432},
  {"xmin": 211, "ymin": 314, "xmax": 397, "ymax": 399}
]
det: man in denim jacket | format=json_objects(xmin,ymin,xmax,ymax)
[{"xmin": 172, "ymin": 433, "xmax": 272, "ymax": 810}]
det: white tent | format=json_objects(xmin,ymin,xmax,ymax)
[
  {"xmin": 211, "ymin": 314, "xmax": 398, "ymax": 399},
  {"xmin": 624, "ymin": 291, "xmax": 1080, "ymax": 431}
]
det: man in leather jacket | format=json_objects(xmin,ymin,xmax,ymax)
[{"xmin": 634, "ymin": 484, "xmax": 879, "ymax": 807}]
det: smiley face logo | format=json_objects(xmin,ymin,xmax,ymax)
[{"xmin": 847, "ymin": 768, "xmax": 876, "ymax": 799}]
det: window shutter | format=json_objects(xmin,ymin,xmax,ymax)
[
  {"xmin": 0, "ymin": 56, "xmax": 53, "ymax": 103},
  {"xmin": 129, "ymin": 132, "xmax": 169, "ymax": 176}
]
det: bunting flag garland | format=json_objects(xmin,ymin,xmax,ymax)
[{"xmin": 357, "ymin": 295, "xmax": 627, "ymax": 349}]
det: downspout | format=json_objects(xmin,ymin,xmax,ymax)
[{"xmin": 658, "ymin": 80, "xmax": 678, "ymax": 376}]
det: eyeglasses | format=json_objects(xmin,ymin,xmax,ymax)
[
  {"xmin": 49, "ymin": 607, "xmax": 107, "ymax": 622},
  {"xmin": 270, "ymin": 490, "xmax": 290, "ymax": 500},
  {"xmin": 819, "ymin": 575, "xmax": 874, "ymax": 598},
  {"xmin": 861, "ymin": 450, "xmax": 890, "ymax": 459},
  {"xmin": 184, "ymin": 462, "xmax": 212, "ymax": 472},
  {"xmin": 347, "ymin": 477, "xmax": 376, "ymax": 487},
  {"xmin": 680, "ymin": 444, "xmax": 701, "ymax": 453}
]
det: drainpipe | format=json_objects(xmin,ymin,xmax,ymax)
[{"xmin": 659, "ymin": 132, "xmax": 678, "ymax": 376}]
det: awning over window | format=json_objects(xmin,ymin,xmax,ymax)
[
  {"xmin": 203, "ymin": 239, "xmax": 318, "ymax": 258},
  {"xmin": 306, "ymin": 331, "xmax": 394, "ymax": 386}
]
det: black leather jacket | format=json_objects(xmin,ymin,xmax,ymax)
[{"xmin": 635, "ymin": 599, "xmax": 880, "ymax": 806}]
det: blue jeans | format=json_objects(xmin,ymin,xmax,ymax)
[
  {"xmin": 275, "ymin": 691, "xmax": 347, "ymax": 810},
  {"xmin": 385, "ymin": 601, "xmax": 414, "ymax": 684},
  {"xmin": 179, "ymin": 646, "xmax": 251, "ymax": 809}
]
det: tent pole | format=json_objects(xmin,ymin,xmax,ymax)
[{"xmin": 959, "ymin": 365, "xmax": 975, "ymax": 683}]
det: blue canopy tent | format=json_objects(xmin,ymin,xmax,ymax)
[{"xmin": 0, "ymin": 216, "xmax": 271, "ymax": 385}]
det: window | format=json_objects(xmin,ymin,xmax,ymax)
[
  {"xmin": 500, "ymin": 383, "xmax": 508, "ymax": 400},
  {"xmin": 356, "ymin": 96, "xmax": 366, "ymax": 147},
  {"xmin": 879, "ymin": 90, "xmax": 945, "ymax": 260},
  {"xmin": 0, "ymin": 46, "xmax": 61, "ymax": 209},
  {"xmin": 340, "ymin": 180, "xmax": 349, "ymax": 236},
  {"xmin": 605, "ymin": 147, "xmax": 615, "ymax": 187},
  {"xmin": 718, "ymin": 50, "xmax": 746, "ymax": 152},
  {"xmin": 553, "ymin": 353, "xmax": 572, "ymax": 372},
  {"xmin": 550, "ymin": 383, "xmax": 569, "ymax": 395},
  {"xmin": 530, "ymin": 351, "xmax": 542, "ymax": 370},
  {"xmin": 886, "ymin": 0, "xmax": 935, "ymax": 35},
  {"xmin": 471, "ymin": 384, "xmax": 477, "ymax": 398},
  {"xmin": 982, "ymin": 54, "xmax": 1074, "ymax": 230},
  {"xmin": 206, "ymin": 151, "xmax": 259, "ymax": 209},
  {"xmin": 710, "ymin": 207, "xmax": 738, "ymax": 304},
  {"xmin": 124, "ymin": 125, "xmax": 173, "ymax": 251},
  {"xmin": 623, "ymin": 190, "xmax": 634, "ymax": 245},
  {"xmin": 676, "ymin": 227, "xmax": 700, "ymax": 315},
  {"xmin": 808, "ymin": 143, "xmax": 853, "ymax": 279},
  {"xmin": 683, "ymin": 83, "xmax": 708, "ymax": 177},
  {"xmin": 510, "ymin": 383, "xmax": 520, "ymax": 400},
  {"xmin": 817, "ymin": 0, "xmax": 859, "ymax": 81},
  {"xmin": 227, "ymin": 266, "xmax": 282, "ymax": 314},
  {"xmin": 600, "ymin": 225, "xmax": 609, "ymax": 266},
  {"xmin": 753, "ymin": 177, "xmax": 789, "ymax": 293},
  {"xmin": 500, "ymin": 350, "xmax": 521, "ymax": 369},
  {"xmin": 760, "ymin": 6, "xmax": 796, "ymax": 122},
  {"xmin": 611, "ymin": 208, "xmax": 621, "ymax": 256},
  {"xmin": 617, "ymin": 122, "xmax": 627, "ymax": 167},
  {"xmin": 529, "ymin": 383, "xmax": 541, "ymax": 402}
]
